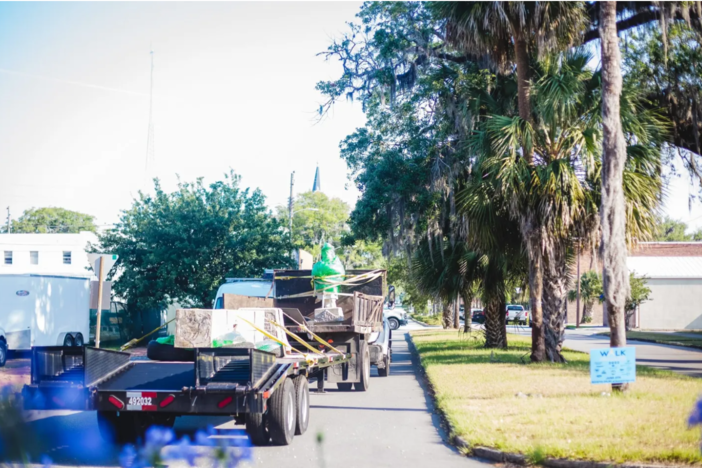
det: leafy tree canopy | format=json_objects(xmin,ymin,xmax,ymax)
[
  {"xmin": 276, "ymin": 191, "xmax": 383, "ymax": 269},
  {"xmin": 99, "ymin": 172, "xmax": 291, "ymax": 310},
  {"xmin": 653, "ymin": 216, "xmax": 702, "ymax": 241},
  {"xmin": 5, "ymin": 207, "xmax": 96, "ymax": 234}
]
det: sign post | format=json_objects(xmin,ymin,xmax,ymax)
[
  {"xmin": 87, "ymin": 253, "xmax": 118, "ymax": 348},
  {"xmin": 590, "ymin": 346, "xmax": 636, "ymax": 385}
]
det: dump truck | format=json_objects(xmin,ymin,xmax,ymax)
[{"xmin": 20, "ymin": 269, "xmax": 386, "ymax": 447}]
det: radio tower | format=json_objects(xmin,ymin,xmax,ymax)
[{"xmin": 144, "ymin": 49, "xmax": 155, "ymax": 190}]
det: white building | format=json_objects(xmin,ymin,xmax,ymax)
[
  {"xmin": 627, "ymin": 256, "xmax": 702, "ymax": 330},
  {"xmin": 0, "ymin": 232, "xmax": 98, "ymax": 277}
]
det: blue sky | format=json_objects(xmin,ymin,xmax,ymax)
[{"xmin": 0, "ymin": 2, "xmax": 701, "ymax": 231}]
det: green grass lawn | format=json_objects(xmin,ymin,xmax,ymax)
[
  {"xmin": 410, "ymin": 313, "xmax": 443, "ymax": 326},
  {"xmin": 411, "ymin": 330, "xmax": 702, "ymax": 465},
  {"xmin": 598, "ymin": 331, "xmax": 702, "ymax": 350}
]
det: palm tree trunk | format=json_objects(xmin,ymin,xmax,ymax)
[
  {"xmin": 514, "ymin": 36, "xmax": 533, "ymax": 163},
  {"xmin": 484, "ymin": 294, "xmax": 507, "ymax": 349},
  {"xmin": 528, "ymin": 252, "xmax": 546, "ymax": 361},
  {"xmin": 600, "ymin": 1, "xmax": 630, "ymax": 391},
  {"xmin": 582, "ymin": 301, "xmax": 594, "ymax": 323},
  {"xmin": 453, "ymin": 300, "xmax": 460, "ymax": 330},
  {"xmin": 461, "ymin": 291, "xmax": 473, "ymax": 333},
  {"xmin": 442, "ymin": 300, "xmax": 454, "ymax": 329},
  {"xmin": 542, "ymin": 246, "xmax": 568, "ymax": 363}
]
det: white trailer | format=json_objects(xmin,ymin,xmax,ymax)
[{"xmin": 0, "ymin": 274, "xmax": 90, "ymax": 366}]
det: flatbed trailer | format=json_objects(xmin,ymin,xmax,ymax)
[{"xmin": 22, "ymin": 344, "xmax": 350, "ymax": 446}]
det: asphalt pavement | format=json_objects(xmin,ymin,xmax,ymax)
[{"xmin": 21, "ymin": 321, "xmax": 492, "ymax": 468}]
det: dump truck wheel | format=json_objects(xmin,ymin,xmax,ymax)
[
  {"xmin": 268, "ymin": 378, "xmax": 296, "ymax": 446},
  {"xmin": 336, "ymin": 383, "xmax": 353, "ymax": 391},
  {"xmin": 377, "ymin": 354, "xmax": 390, "ymax": 377},
  {"xmin": 245, "ymin": 413, "xmax": 270, "ymax": 446},
  {"xmin": 292, "ymin": 375, "xmax": 309, "ymax": 435},
  {"xmin": 354, "ymin": 341, "xmax": 370, "ymax": 391}
]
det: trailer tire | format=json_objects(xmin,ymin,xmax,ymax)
[
  {"xmin": 268, "ymin": 378, "xmax": 296, "ymax": 446},
  {"xmin": 354, "ymin": 341, "xmax": 370, "ymax": 391},
  {"xmin": 377, "ymin": 354, "xmax": 390, "ymax": 377},
  {"xmin": 292, "ymin": 376, "xmax": 309, "ymax": 435},
  {"xmin": 146, "ymin": 340, "xmax": 195, "ymax": 362},
  {"xmin": 245, "ymin": 413, "xmax": 270, "ymax": 446},
  {"xmin": 97, "ymin": 411, "xmax": 135, "ymax": 444},
  {"xmin": 0, "ymin": 340, "xmax": 6, "ymax": 368},
  {"xmin": 336, "ymin": 383, "xmax": 353, "ymax": 391}
]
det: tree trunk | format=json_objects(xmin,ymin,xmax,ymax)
[
  {"xmin": 454, "ymin": 300, "xmax": 460, "ymax": 330},
  {"xmin": 461, "ymin": 291, "xmax": 473, "ymax": 333},
  {"xmin": 582, "ymin": 301, "xmax": 594, "ymax": 323},
  {"xmin": 600, "ymin": 1, "xmax": 631, "ymax": 392},
  {"xmin": 484, "ymin": 294, "xmax": 508, "ymax": 349},
  {"xmin": 514, "ymin": 36, "xmax": 533, "ymax": 163},
  {"xmin": 442, "ymin": 300, "xmax": 454, "ymax": 329},
  {"xmin": 542, "ymin": 246, "xmax": 569, "ymax": 363},
  {"xmin": 528, "ymin": 252, "xmax": 546, "ymax": 362}
]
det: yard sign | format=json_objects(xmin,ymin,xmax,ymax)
[{"xmin": 589, "ymin": 346, "xmax": 636, "ymax": 384}]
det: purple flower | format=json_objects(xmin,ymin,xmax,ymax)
[
  {"xmin": 194, "ymin": 426, "xmax": 217, "ymax": 447},
  {"xmin": 165, "ymin": 435, "xmax": 200, "ymax": 467},
  {"xmin": 119, "ymin": 444, "xmax": 139, "ymax": 468},
  {"xmin": 41, "ymin": 454, "xmax": 52, "ymax": 468},
  {"xmin": 690, "ymin": 397, "xmax": 702, "ymax": 427}
]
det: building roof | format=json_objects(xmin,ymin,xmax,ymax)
[
  {"xmin": 627, "ymin": 256, "xmax": 702, "ymax": 279},
  {"xmin": 630, "ymin": 242, "xmax": 702, "ymax": 257}
]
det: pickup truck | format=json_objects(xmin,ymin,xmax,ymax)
[{"xmin": 506, "ymin": 304, "xmax": 529, "ymax": 325}]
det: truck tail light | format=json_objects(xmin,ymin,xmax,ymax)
[
  {"xmin": 160, "ymin": 394, "xmax": 175, "ymax": 408},
  {"xmin": 108, "ymin": 395, "xmax": 124, "ymax": 409},
  {"xmin": 218, "ymin": 396, "xmax": 233, "ymax": 409}
]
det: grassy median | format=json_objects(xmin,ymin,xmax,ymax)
[
  {"xmin": 411, "ymin": 330, "xmax": 702, "ymax": 465},
  {"xmin": 598, "ymin": 331, "xmax": 702, "ymax": 350}
]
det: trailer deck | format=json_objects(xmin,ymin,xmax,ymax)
[{"xmin": 97, "ymin": 362, "xmax": 193, "ymax": 391}]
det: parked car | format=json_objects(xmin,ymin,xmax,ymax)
[
  {"xmin": 369, "ymin": 315, "xmax": 392, "ymax": 377},
  {"xmin": 384, "ymin": 306, "xmax": 408, "ymax": 330},
  {"xmin": 506, "ymin": 304, "xmax": 529, "ymax": 325},
  {"xmin": 471, "ymin": 309, "xmax": 485, "ymax": 324}
]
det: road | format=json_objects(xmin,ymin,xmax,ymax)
[
  {"xmin": 20, "ymin": 321, "xmax": 491, "ymax": 468},
  {"xmin": 504, "ymin": 324, "xmax": 702, "ymax": 378}
]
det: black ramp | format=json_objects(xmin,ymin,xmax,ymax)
[{"xmin": 99, "ymin": 362, "xmax": 194, "ymax": 391}]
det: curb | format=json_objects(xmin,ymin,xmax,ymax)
[{"xmin": 406, "ymin": 332, "xmax": 684, "ymax": 468}]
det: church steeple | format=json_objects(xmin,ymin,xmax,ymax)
[{"xmin": 312, "ymin": 165, "xmax": 321, "ymax": 192}]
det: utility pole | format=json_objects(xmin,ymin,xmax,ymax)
[
  {"xmin": 145, "ymin": 48, "xmax": 155, "ymax": 190},
  {"xmin": 5, "ymin": 207, "xmax": 10, "ymax": 233},
  {"xmin": 288, "ymin": 171, "xmax": 295, "ymax": 262},
  {"xmin": 576, "ymin": 239, "xmax": 581, "ymax": 328}
]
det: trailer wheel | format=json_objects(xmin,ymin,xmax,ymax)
[
  {"xmin": 336, "ymin": 383, "xmax": 353, "ymax": 391},
  {"xmin": 0, "ymin": 340, "xmax": 6, "ymax": 368},
  {"xmin": 245, "ymin": 413, "xmax": 270, "ymax": 446},
  {"xmin": 292, "ymin": 376, "xmax": 309, "ymax": 435},
  {"xmin": 97, "ymin": 411, "xmax": 134, "ymax": 444},
  {"xmin": 268, "ymin": 378, "xmax": 296, "ymax": 446},
  {"xmin": 377, "ymin": 354, "xmax": 390, "ymax": 377},
  {"xmin": 63, "ymin": 334, "xmax": 75, "ymax": 347},
  {"xmin": 354, "ymin": 341, "xmax": 370, "ymax": 391}
]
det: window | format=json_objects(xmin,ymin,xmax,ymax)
[
  {"xmin": 62, "ymin": 251, "xmax": 72, "ymax": 265},
  {"xmin": 3, "ymin": 251, "xmax": 11, "ymax": 265},
  {"xmin": 30, "ymin": 251, "xmax": 39, "ymax": 265}
]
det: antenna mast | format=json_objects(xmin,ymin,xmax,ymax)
[{"xmin": 145, "ymin": 49, "xmax": 155, "ymax": 187}]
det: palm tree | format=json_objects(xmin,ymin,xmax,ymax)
[
  {"xmin": 464, "ymin": 51, "xmax": 666, "ymax": 361},
  {"xmin": 411, "ymin": 238, "xmax": 481, "ymax": 330},
  {"xmin": 568, "ymin": 271, "xmax": 603, "ymax": 324},
  {"xmin": 599, "ymin": 1, "xmax": 629, "ymax": 390},
  {"xmin": 431, "ymin": 1, "xmax": 589, "ymax": 362}
]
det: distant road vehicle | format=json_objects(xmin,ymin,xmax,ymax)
[
  {"xmin": 506, "ymin": 304, "xmax": 529, "ymax": 325},
  {"xmin": 383, "ymin": 306, "xmax": 408, "ymax": 330},
  {"xmin": 369, "ymin": 315, "xmax": 392, "ymax": 377},
  {"xmin": 471, "ymin": 309, "xmax": 485, "ymax": 324},
  {"xmin": 0, "ymin": 274, "xmax": 89, "ymax": 366}
]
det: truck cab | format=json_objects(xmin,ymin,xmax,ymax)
[{"xmin": 213, "ymin": 270, "xmax": 274, "ymax": 308}]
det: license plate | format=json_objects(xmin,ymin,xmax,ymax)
[{"xmin": 126, "ymin": 392, "xmax": 157, "ymax": 411}]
